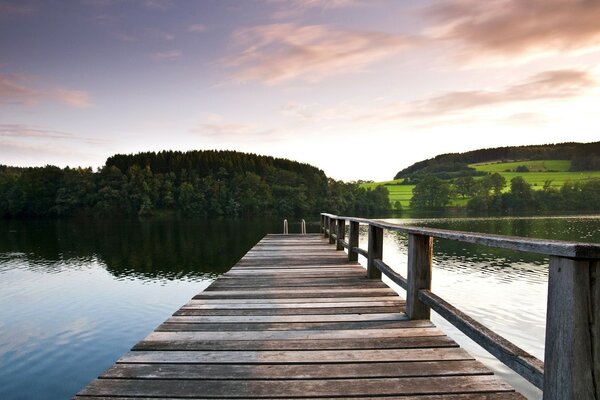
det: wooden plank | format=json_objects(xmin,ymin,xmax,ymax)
[
  {"xmin": 140, "ymin": 327, "xmax": 447, "ymax": 342},
  {"xmin": 76, "ymin": 394, "xmax": 525, "ymax": 400},
  {"xmin": 118, "ymin": 348, "xmax": 472, "ymax": 364},
  {"xmin": 183, "ymin": 296, "xmax": 401, "ymax": 305},
  {"xmin": 195, "ymin": 288, "xmax": 395, "ymax": 296},
  {"xmin": 156, "ymin": 320, "xmax": 429, "ymax": 332},
  {"xmin": 166, "ymin": 312, "xmax": 406, "ymax": 323},
  {"xmin": 173, "ymin": 306, "xmax": 407, "ymax": 316},
  {"xmin": 208, "ymin": 280, "xmax": 388, "ymax": 288},
  {"xmin": 102, "ymin": 360, "xmax": 491, "ymax": 380},
  {"xmin": 180, "ymin": 301, "xmax": 403, "ymax": 309},
  {"xmin": 133, "ymin": 336, "xmax": 459, "ymax": 351},
  {"xmin": 77, "ymin": 375, "xmax": 515, "ymax": 398}
]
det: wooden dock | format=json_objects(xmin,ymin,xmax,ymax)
[{"xmin": 75, "ymin": 233, "xmax": 524, "ymax": 399}]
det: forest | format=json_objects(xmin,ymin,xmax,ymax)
[{"xmin": 0, "ymin": 150, "xmax": 390, "ymax": 218}]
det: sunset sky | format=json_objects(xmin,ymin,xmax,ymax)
[{"xmin": 1, "ymin": 0, "xmax": 600, "ymax": 181}]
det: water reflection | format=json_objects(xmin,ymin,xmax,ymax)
[{"xmin": 0, "ymin": 217, "xmax": 291, "ymax": 280}]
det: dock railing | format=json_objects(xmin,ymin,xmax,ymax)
[{"xmin": 320, "ymin": 212, "xmax": 600, "ymax": 400}]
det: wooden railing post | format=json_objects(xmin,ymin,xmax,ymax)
[
  {"xmin": 543, "ymin": 256, "xmax": 600, "ymax": 399},
  {"xmin": 336, "ymin": 219, "xmax": 345, "ymax": 251},
  {"xmin": 367, "ymin": 224, "xmax": 383, "ymax": 279},
  {"xmin": 348, "ymin": 221, "xmax": 359, "ymax": 262},
  {"xmin": 406, "ymin": 233, "xmax": 433, "ymax": 320},
  {"xmin": 323, "ymin": 216, "xmax": 329, "ymax": 238},
  {"xmin": 328, "ymin": 218, "xmax": 335, "ymax": 244},
  {"xmin": 320, "ymin": 215, "xmax": 324, "ymax": 234}
]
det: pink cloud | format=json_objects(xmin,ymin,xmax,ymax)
[
  {"xmin": 152, "ymin": 49, "xmax": 182, "ymax": 61},
  {"xmin": 0, "ymin": 1, "xmax": 35, "ymax": 15},
  {"xmin": 0, "ymin": 72, "xmax": 94, "ymax": 109},
  {"xmin": 425, "ymin": 0, "xmax": 600, "ymax": 61},
  {"xmin": 187, "ymin": 24, "xmax": 206, "ymax": 33},
  {"xmin": 53, "ymin": 90, "xmax": 94, "ymax": 109},
  {"xmin": 0, "ymin": 73, "xmax": 41, "ymax": 105},
  {"xmin": 410, "ymin": 69, "xmax": 596, "ymax": 116},
  {"xmin": 265, "ymin": 0, "xmax": 359, "ymax": 19},
  {"xmin": 225, "ymin": 23, "xmax": 412, "ymax": 84}
]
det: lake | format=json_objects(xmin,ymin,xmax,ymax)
[{"xmin": 1, "ymin": 215, "xmax": 599, "ymax": 399}]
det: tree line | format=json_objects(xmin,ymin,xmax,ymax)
[
  {"xmin": 0, "ymin": 150, "xmax": 390, "ymax": 218},
  {"xmin": 411, "ymin": 173, "xmax": 600, "ymax": 212}
]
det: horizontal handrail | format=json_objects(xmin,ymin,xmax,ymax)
[
  {"xmin": 419, "ymin": 289, "xmax": 544, "ymax": 389},
  {"xmin": 353, "ymin": 247, "xmax": 368, "ymax": 258},
  {"xmin": 374, "ymin": 259, "xmax": 407, "ymax": 290},
  {"xmin": 321, "ymin": 212, "xmax": 600, "ymax": 259},
  {"xmin": 320, "ymin": 212, "xmax": 600, "ymax": 397}
]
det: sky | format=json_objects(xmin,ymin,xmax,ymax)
[{"xmin": 1, "ymin": 0, "xmax": 600, "ymax": 181}]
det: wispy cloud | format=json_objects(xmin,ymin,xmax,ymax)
[
  {"xmin": 409, "ymin": 69, "xmax": 596, "ymax": 116},
  {"xmin": 0, "ymin": 1, "xmax": 35, "ymax": 15},
  {"xmin": 143, "ymin": 0, "xmax": 173, "ymax": 10},
  {"xmin": 151, "ymin": 49, "xmax": 182, "ymax": 61},
  {"xmin": 425, "ymin": 0, "xmax": 600, "ymax": 62},
  {"xmin": 265, "ymin": 0, "xmax": 359, "ymax": 19},
  {"xmin": 187, "ymin": 23, "xmax": 206, "ymax": 33},
  {"xmin": 0, "ymin": 124, "xmax": 108, "ymax": 144},
  {"xmin": 0, "ymin": 73, "xmax": 40, "ymax": 105},
  {"xmin": 191, "ymin": 115, "xmax": 286, "ymax": 142},
  {"xmin": 225, "ymin": 23, "xmax": 412, "ymax": 84},
  {"xmin": 0, "ymin": 73, "xmax": 94, "ymax": 108},
  {"xmin": 53, "ymin": 90, "xmax": 94, "ymax": 109}
]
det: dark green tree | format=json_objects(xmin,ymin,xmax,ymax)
[{"xmin": 410, "ymin": 175, "xmax": 450, "ymax": 209}]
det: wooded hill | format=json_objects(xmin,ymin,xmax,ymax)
[
  {"xmin": 394, "ymin": 141, "xmax": 600, "ymax": 181},
  {"xmin": 0, "ymin": 150, "xmax": 389, "ymax": 218}
]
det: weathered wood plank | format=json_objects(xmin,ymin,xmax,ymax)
[
  {"xmin": 180, "ymin": 301, "xmax": 403, "ymax": 309},
  {"xmin": 166, "ymin": 312, "xmax": 406, "ymax": 323},
  {"xmin": 76, "ymin": 394, "xmax": 525, "ymax": 400},
  {"xmin": 183, "ymin": 296, "xmax": 401, "ymax": 305},
  {"xmin": 156, "ymin": 320, "xmax": 428, "ymax": 332},
  {"xmin": 132, "ymin": 336, "xmax": 459, "ymax": 351},
  {"xmin": 118, "ymin": 348, "xmax": 472, "ymax": 364},
  {"xmin": 140, "ymin": 327, "xmax": 446, "ymax": 342},
  {"xmin": 77, "ymin": 376, "xmax": 515, "ymax": 398},
  {"xmin": 102, "ymin": 360, "xmax": 491, "ymax": 380},
  {"xmin": 174, "ymin": 306, "xmax": 405, "ymax": 316}
]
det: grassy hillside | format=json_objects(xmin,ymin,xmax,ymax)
[{"xmin": 363, "ymin": 159, "xmax": 600, "ymax": 209}]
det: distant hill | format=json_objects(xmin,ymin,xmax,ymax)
[{"xmin": 394, "ymin": 141, "xmax": 600, "ymax": 180}]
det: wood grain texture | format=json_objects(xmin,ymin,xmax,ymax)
[
  {"xmin": 75, "ymin": 233, "xmax": 524, "ymax": 400},
  {"xmin": 322, "ymin": 213, "xmax": 600, "ymax": 258},
  {"xmin": 543, "ymin": 256, "xmax": 600, "ymax": 399},
  {"xmin": 407, "ymin": 233, "xmax": 432, "ymax": 320}
]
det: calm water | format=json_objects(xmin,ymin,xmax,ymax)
[{"xmin": 0, "ymin": 215, "xmax": 599, "ymax": 399}]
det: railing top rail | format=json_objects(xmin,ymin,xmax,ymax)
[{"xmin": 321, "ymin": 212, "xmax": 600, "ymax": 259}]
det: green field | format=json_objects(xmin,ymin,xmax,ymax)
[
  {"xmin": 362, "ymin": 160, "xmax": 600, "ymax": 209},
  {"xmin": 471, "ymin": 160, "xmax": 600, "ymax": 189},
  {"xmin": 472, "ymin": 160, "xmax": 571, "ymax": 173}
]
